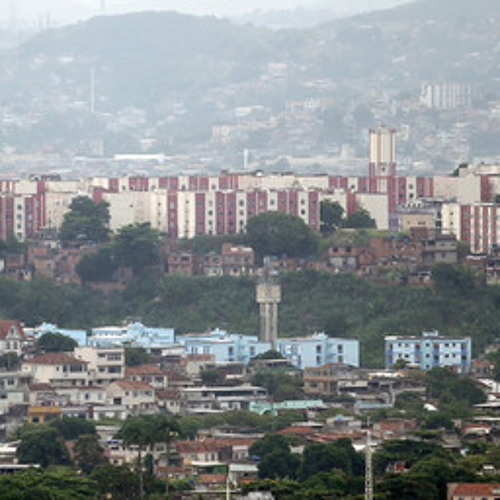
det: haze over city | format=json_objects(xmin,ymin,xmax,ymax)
[{"xmin": 0, "ymin": 0, "xmax": 412, "ymax": 26}]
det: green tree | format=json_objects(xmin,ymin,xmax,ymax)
[
  {"xmin": 344, "ymin": 207, "xmax": 376, "ymax": 229},
  {"xmin": 201, "ymin": 369, "xmax": 223, "ymax": 385},
  {"xmin": 245, "ymin": 212, "xmax": 317, "ymax": 262},
  {"xmin": 249, "ymin": 433, "xmax": 300, "ymax": 480},
  {"xmin": 250, "ymin": 433, "xmax": 291, "ymax": 460},
  {"xmin": 74, "ymin": 434, "xmax": 108, "ymax": 475},
  {"xmin": 59, "ymin": 196, "xmax": 110, "ymax": 243},
  {"xmin": 431, "ymin": 263, "xmax": 479, "ymax": 295},
  {"xmin": 91, "ymin": 463, "xmax": 140, "ymax": 500},
  {"xmin": 252, "ymin": 370, "xmax": 303, "ymax": 402},
  {"xmin": 374, "ymin": 439, "xmax": 449, "ymax": 476},
  {"xmin": 299, "ymin": 439, "xmax": 363, "ymax": 479},
  {"xmin": 37, "ymin": 332, "xmax": 77, "ymax": 353},
  {"xmin": 112, "ymin": 223, "xmax": 162, "ymax": 274},
  {"xmin": 125, "ymin": 347, "xmax": 152, "ymax": 367},
  {"xmin": 258, "ymin": 448, "xmax": 300, "ymax": 480},
  {"xmin": 0, "ymin": 467, "xmax": 98, "ymax": 500},
  {"xmin": 119, "ymin": 416, "xmax": 156, "ymax": 499},
  {"xmin": 50, "ymin": 417, "xmax": 96, "ymax": 440},
  {"xmin": 151, "ymin": 414, "xmax": 182, "ymax": 496},
  {"xmin": 253, "ymin": 349, "xmax": 285, "ymax": 360},
  {"xmin": 320, "ymin": 200, "xmax": 344, "ymax": 235},
  {"xmin": 76, "ymin": 247, "xmax": 118, "ymax": 283},
  {"xmin": 17, "ymin": 427, "xmax": 72, "ymax": 468}
]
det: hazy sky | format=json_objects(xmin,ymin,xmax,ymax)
[
  {"xmin": 0, "ymin": 0, "xmax": 410, "ymax": 26},
  {"xmin": 82, "ymin": 0, "xmax": 321, "ymax": 16}
]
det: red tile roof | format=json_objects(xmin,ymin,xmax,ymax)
[
  {"xmin": 125, "ymin": 364, "xmax": 164, "ymax": 376},
  {"xmin": 452, "ymin": 483, "xmax": 500, "ymax": 496},
  {"xmin": 0, "ymin": 320, "xmax": 25, "ymax": 340},
  {"xmin": 198, "ymin": 474, "xmax": 226, "ymax": 485},
  {"xmin": 24, "ymin": 352, "xmax": 88, "ymax": 365},
  {"xmin": 28, "ymin": 383, "xmax": 54, "ymax": 391},
  {"xmin": 156, "ymin": 389, "xmax": 180, "ymax": 400},
  {"xmin": 279, "ymin": 426, "xmax": 317, "ymax": 436},
  {"xmin": 113, "ymin": 380, "xmax": 153, "ymax": 391}
]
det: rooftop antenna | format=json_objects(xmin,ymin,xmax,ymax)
[{"xmin": 365, "ymin": 418, "xmax": 374, "ymax": 500}]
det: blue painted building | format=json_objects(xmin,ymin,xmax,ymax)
[
  {"xmin": 278, "ymin": 333, "xmax": 359, "ymax": 369},
  {"xmin": 89, "ymin": 322, "xmax": 175, "ymax": 349},
  {"xmin": 385, "ymin": 330, "xmax": 472, "ymax": 373},
  {"xmin": 177, "ymin": 329, "xmax": 270, "ymax": 364},
  {"xmin": 178, "ymin": 330, "xmax": 360, "ymax": 369},
  {"xmin": 32, "ymin": 323, "xmax": 87, "ymax": 347}
]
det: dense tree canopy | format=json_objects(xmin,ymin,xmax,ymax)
[
  {"xmin": 0, "ymin": 468, "xmax": 98, "ymax": 500},
  {"xmin": 245, "ymin": 212, "xmax": 317, "ymax": 262},
  {"xmin": 74, "ymin": 434, "xmax": 108, "ymax": 475},
  {"xmin": 17, "ymin": 427, "xmax": 71, "ymax": 468},
  {"xmin": 112, "ymin": 223, "xmax": 162, "ymax": 273},
  {"xmin": 75, "ymin": 247, "xmax": 118, "ymax": 283},
  {"xmin": 37, "ymin": 332, "xmax": 78, "ymax": 353},
  {"xmin": 344, "ymin": 207, "xmax": 376, "ymax": 229},
  {"xmin": 320, "ymin": 200, "xmax": 344, "ymax": 235},
  {"xmin": 59, "ymin": 196, "xmax": 110, "ymax": 243}
]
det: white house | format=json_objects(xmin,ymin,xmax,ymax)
[
  {"xmin": 105, "ymin": 380, "xmax": 156, "ymax": 416},
  {"xmin": 21, "ymin": 353, "xmax": 90, "ymax": 387},
  {"xmin": 0, "ymin": 320, "xmax": 27, "ymax": 356}
]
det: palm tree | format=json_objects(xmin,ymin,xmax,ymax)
[
  {"xmin": 120, "ymin": 416, "xmax": 155, "ymax": 499},
  {"xmin": 152, "ymin": 414, "xmax": 182, "ymax": 497}
]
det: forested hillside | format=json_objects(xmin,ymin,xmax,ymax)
[{"xmin": 0, "ymin": 264, "xmax": 497, "ymax": 366}]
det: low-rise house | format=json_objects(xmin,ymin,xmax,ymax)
[
  {"xmin": 182, "ymin": 354, "xmax": 215, "ymax": 377},
  {"xmin": 180, "ymin": 385, "xmax": 267, "ymax": 414},
  {"xmin": 372, "ymin": 418, "xmax": 419, "ymax": 440},
  {"xmin": 0, "ymin": 320, "xmax": 27, "ymax": 356},
  {"xmin": 0, "ymin": 370, "xmax": 31, "ymax": 410},
  {"xmin": 125, "ymin": 364, "xmax": 168, "ymax": 388},
  {"xmin": 304, "ymin": 363, "xmax": 354, "ymax": 396},
  {"xmin": 105, "ymin": 380, "xmax": 156, "ymax": 416},
  {"xmin": 447, "ymin": 483, "xmax": 500, "ymax": 500},
  {"xmin": 74, "ymin": 347, "xmax": 125, "ymax": 385},
  {"xmin": 166, "ymin": 251, "xmax": 198, "ymax": 276},
  {"xmin": 22, "ymin": 353, "xmax": 90, "ymax": 387},
  {"xmin": 220, "ymin": 243, "xmax": 255, "ymax": 276},
  {"xmin": 156, "ymin": 389, "xmax": 182, "ymax": 414},
  {"xmin": 27, "ymin": 405, "xmax": 62, "ymax": 423},
  {"xmin": 176, "ymin": 438, "xmax": 231, "ymax": 467},
  {"xmin": 55, "ymin": 386, "xmax": 107, "ymax": 406}
]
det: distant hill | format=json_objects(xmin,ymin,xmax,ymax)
[
  {"xmin": 1, "ymin": 12, "xmax": 281, "ymax": 110},
  {"xmin": 0, "ymin": 0, "xmax": 498, "ymax": 153}
]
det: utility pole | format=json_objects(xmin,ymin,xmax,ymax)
[{"xmin": 365, "ymin": 419, "xmax": 374, "ymax": 500}]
